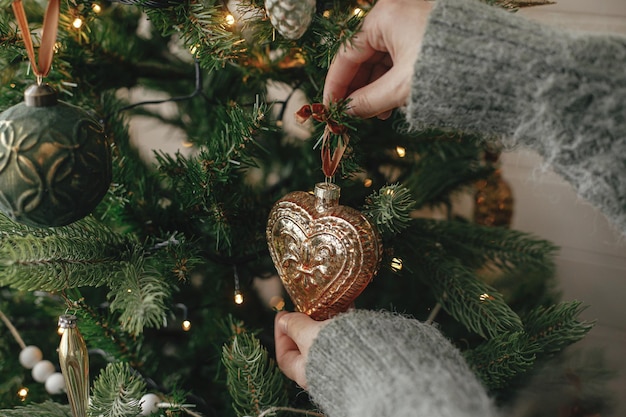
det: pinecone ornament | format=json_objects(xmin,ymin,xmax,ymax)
[{"xmin": 265, "ymin": 0, "xmax": 315, "ymax": 40}]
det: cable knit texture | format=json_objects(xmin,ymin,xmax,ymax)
[
  {"xmin": 306, "ymin": 310, "xmax": 498, "ymax": 417},
  {"xmin": 407, "ymin": 0, "xmax": 626, "ymax": 236}
]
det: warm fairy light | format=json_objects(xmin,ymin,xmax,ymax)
[
  {"xmin": 92, "ymin": 3, "xmax": 102, "ymax": 13},
  {"xmin": 127, "ymin": 288, "xmax": 132, "ymax": 293},
  {"xmin": 181, "ymin": 140, "xmax": 194, "ymax": 148},
  {"xmin": 322, "ymin": 10, "xmax": 331, "ymax": 18},
  {"xmin": 479, "ymin": 293, "xmax": 494, "ymax": 302},
  {"xmin": 189, "ymin": 44, "xmax": 200, "ymax": 55},
  {"xmin": 353, "ymin": 7, "xmax": 364, "ymax": 17},
  {"xmin": 269, "ymin": 295, "xmax": 285, "ymax": 311},
  {"xmin": 390, "ymin": 257, "xmax": 403, "ymax": 272},
  {"xmin": 234, "ymin": 290, "xmax": 244, "ymax": 305},
  {"xmin": 385, "ymin": 187, "xmax": 395, "ymax": 196},
  {"xmin": 17, "ymin": 387, "xmax": 28, "ymax": 401},
  {"xmin": 72, "ymin": 18, "xmax": 83, "ymax": 29},
  {"xmin": 396, "ymin": 146, "xmax": 406, "ymax": 158},
  {"xmin": 10, "ymin": 83, "xmax": 15, "ymax": 88},
  {"xmin": 363, "ymin": 178, "xmax": 373, "ymax": 187},
  {"xmin": 182, "ymin": 320, "xmax": 191, "ymax": 331},
  {"xmin": 225, "ymin": 14, "xmax": 235, "ymax": 26}
]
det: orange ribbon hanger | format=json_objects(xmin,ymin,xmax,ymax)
[
  {"xmin": 296, "ymin": 103, "xmax": 349, "ymax": 179},
  {"xmin": 12, "ymin": 0, "xmax": 61, "ymax": 82}
]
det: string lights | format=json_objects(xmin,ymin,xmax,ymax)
[{"xmin": 233, "ymin": 265, "xmax": 244, "ymax": 305}]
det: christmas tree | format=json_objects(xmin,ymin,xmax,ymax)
[{"xmin": 0, "ymin": 0, "xmax": 602, "ymax": 416}]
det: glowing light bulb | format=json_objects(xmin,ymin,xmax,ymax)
[
  {"xmin": 17, "ymin": 387, "xmax": 28, "ymax": 401},
  {"xmin": 92, "ymin": 3, "xmax": 102, "ymax": 13},
  {"xmin": 234, "ymin": 290, "xmax": 244, "ymax": 305},
  {"xmin": 182, "ymin": 320, "xmax": 191, "ymax": 331},
  {"xmin": 323, "ymin": 10, "xmax": 331, "ymax": 18},
  {"xmin": 396, "ymin": 146, "xmax": 406, "ymax": 158},
  {"xmin": 479, "ymin": 293, "xmax": 494, "ymax": 302},
  {"xmin": 269, "ymin": 295, "xmax": 285, "ymax": 311},
  {"xmin": 363, "ymin": 178, "xmax": 373, "ymax": 188},
  {"xmin": 390, "ymin": 257, "xmax": 403, "ymax": 272},
  {"xmin": 225, "ymin": 14, "xmax": 235, "ymax": 26},
  {"xmin": 72, "ymin": 18, "xmax": 83, "ymax": 29},
  {"xmin": 353, "ymin": 7, "xmax": 364, "ymax": 17}
]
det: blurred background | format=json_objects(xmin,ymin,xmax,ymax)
[{"xmin": 497, "ymin": 1, "xmax": 626, "ymax": 415}]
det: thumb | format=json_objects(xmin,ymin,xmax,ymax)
[{"xmin": 278, "ymin": 312, "xmax": 325, "ymax": 355}]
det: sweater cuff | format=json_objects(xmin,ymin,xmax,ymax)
[
  {"xmin": 407, "ymin": 0, "xmax": 567, "ymax": 140},
  {"xmin": 305, "ymin": 310, "xmax": 496, "ymax": 417}
]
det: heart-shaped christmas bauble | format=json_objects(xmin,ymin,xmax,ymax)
[{"xmin": 267, "ymin": 183, "xmax": 383, "ymax": 320}]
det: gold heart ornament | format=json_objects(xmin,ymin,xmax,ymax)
[{"xmin": 266, "ymin": 183, "xmax": 383, "ymax": 320}]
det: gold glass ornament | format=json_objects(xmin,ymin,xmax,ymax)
[
  {"xmin": 58, "ymin": 314, "xmax": 89, "ymax": 417},
  {"xmin": 0, "ymin": 84, "xmax": 111, "ymax": 227},
  {"xmin": 474, "ymin": 152, "xmax": 514, "ymax": 227},
  {"xmin": 267, "ymin": 183, "xmax": 383, "ymax": 320}
]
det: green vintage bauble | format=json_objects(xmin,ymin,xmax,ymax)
[{"xmin": 0, "ymin": 84, "xmax": 111, "ymax": 227}]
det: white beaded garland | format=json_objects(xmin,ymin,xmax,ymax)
[
  {"xmin": 19, "ymin": 345, "xmax": 43, "ymax": 369},
  {"xmin": 140, "ymin": 393, "xmax": 161, "ymax": 416},
  {"xmin": 32, "ymin": 359, "xmax": 56, "ymax": 383},
  {"xmin": 44, "ymin": 372, "xmax": 66, "ymax": 395}
]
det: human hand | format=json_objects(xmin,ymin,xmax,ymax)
[
  {"xmin": 323, "ymin": 0, "xmax": 433, "ymax": 120},
  {"xmin": 274, "ymin": 311, "xmax": 329, "ymax": 389}
]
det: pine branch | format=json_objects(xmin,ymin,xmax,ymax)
[
  {"xmin": 425, "ymin": 252, "xmax": 523, "ymax": 338},
  {"xmin": 146, "ymin": 0, "xmax": 246, "ymax": 72},
  {"xmin": 90, "ymin": 362, "xmax": 146, "ymax": 417},
  {"xmin": 416, "ymin": 218, "xmax": 558, "ymax": 274},
  {"xmin": 222, "ymin": 330, "xmax": 288, "ymax": 417},
  {"xmin": 524, "ymin": 301, "xmax": 594, "ymax": 354},
  {"xmin": 401, "ymin": 133, "xmax": 488, "ymax": 208},
  {"xmin": 464, "ymin": 331, "xmax": 541, "ymax": 390},
  {"xmin": 108, "ymin": 256, "xmax": 173, "ymax": 336},
  {"xmin": 0, "ymin": 216, "xmax": 136, "ymax": 291},
  {"xmin": 363, "ymin": 184, "xmax": 416, "ymax": 237},
  {"xmin": 0, "ymin": 401, "xmax": 72, "ymax": 417}
]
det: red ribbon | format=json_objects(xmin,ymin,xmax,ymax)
[{"xmin": 296, "ymin": 104, "xmax": 349, "ymax": 178}]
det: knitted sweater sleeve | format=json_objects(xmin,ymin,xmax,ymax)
[
  {"xmin": 305, "ymin": 310, "xmax": 498, "ymax": 417},
  {"xmin": 406, "ymin": 0, "xmax": 626, "ymax": 235}
]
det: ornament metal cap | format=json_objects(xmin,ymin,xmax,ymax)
[
  {"xmin": 24, "ymin": 83, "xmax": 58, "ymax": 107},
  {"xmin": 58, "ymin": 314, "xmax": 78, "ymax": 329},
  {"xmin": 314, "ymin": 182, "xmax": 340, "ymax": 212}
]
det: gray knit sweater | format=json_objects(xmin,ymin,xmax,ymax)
[
  {"xmin": 306, "ymin": 310, "xmax": 498, "ymax": 417},
  {"xmin": 305, "ymin": 1, "xmax": 625, "ymax": 416},
  {"xmin": 407, "ymin": 0, "xmax": 626, "ymax": 236}
]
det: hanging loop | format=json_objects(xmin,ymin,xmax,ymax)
[{"xmin": 12, "ymin": 0, "xmax": 61, "ymax": 80}]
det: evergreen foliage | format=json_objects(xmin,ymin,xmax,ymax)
[
  {"xmin": 222, "ymin": 323, "xmax": 288, "ymax": 417},
  {"xmin": 90, "ymin": 362, "xmax": 146, "ymax": 417},
  {"xmin": 0, "ymin": 400, "xmax": 71, "ymax": 417}
]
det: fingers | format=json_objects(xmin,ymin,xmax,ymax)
[
  {"xmin": 345, "ymin": 63, "xmax": 413, "ymax": 119},
  {"xmin": 274, "ymin": 311, "xmax": 327, "ymax": 389},
  {"xmin": 323, "ymin": 33, "xmax": 377, "ymax": 105}
]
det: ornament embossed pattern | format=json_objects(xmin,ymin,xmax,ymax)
[
  {"xmin": 0, "ymin": 86, "xmax": 111, "ymax": 227},
  {"xmin": 267, "ymin": 183, "xmax": 383, "ymax": 320}
]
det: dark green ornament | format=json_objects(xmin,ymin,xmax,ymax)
[{"xmin": 0, "ymin": 84, "xmax": 111, "ymax": 227}]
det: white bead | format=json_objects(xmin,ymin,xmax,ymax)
[
  {"xmin": 19, "ymin": 345, "xmax": 43, "ymax": 369},
  {"xmin": 32, "ymin": 360, "xmax": 55, "ymax": 383},
  {"xmin": 140, "ymin": 393, "xmax": 161, "ymax": 415},
  {"xmin": 44, "ymin": 372, "xmax": 66, "ymax": 395}
]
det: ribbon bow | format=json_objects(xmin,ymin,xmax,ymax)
[{"xmin": 296, "ymin": 103, "xmax": 349, "ymax": 178}]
